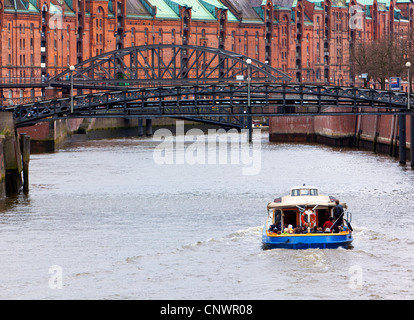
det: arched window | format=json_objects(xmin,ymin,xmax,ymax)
[
  {"xmin": 95, "ymin": 7, "xmax": 104, "ymax": 54},
  {"xmin": 41, "ymin": 4, "xmax": 48, "ymax": 23}
]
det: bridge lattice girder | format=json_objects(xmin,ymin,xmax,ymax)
[
  {"xmin": 49, "ymin": 44, "xmax": 291, "ymax": 88},
  {"xmin": 6, "ymin": 84, "xmax": 414, "ymax": 129}
]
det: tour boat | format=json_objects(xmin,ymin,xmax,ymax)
[{"xmin": 262, "ymin": 186, "xmax": 353, "ymax": 249}]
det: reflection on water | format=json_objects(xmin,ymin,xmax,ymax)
[{"xmin": 1, "ymin": 133, "xmax": 414, "ymax": 299}]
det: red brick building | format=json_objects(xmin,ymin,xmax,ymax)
[{"xmin": 1, "ymin": 0, "xmax": 414, "ymax": 101}]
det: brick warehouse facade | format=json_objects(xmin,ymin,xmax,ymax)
[{"xmin": 1, "ymin": 0, "xmax": 414, "ymax": 102}]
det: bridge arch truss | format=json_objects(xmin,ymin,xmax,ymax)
[{"xmin": 50, "ymin": 44, "xmax": 291, "ymax": 89}]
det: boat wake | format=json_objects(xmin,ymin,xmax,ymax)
[
  {"xmin": 180, "ymin": 226, "xmax": 263, "ymax": 250},
  {"xmin": 352, "ymin": 225, "xmax": 400, "ymax": 243},
  {"xmin": 125, "ymin": 226, "xmax": 263, "ymax": 264}
]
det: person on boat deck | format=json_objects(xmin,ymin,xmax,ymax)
[
  {"xmin": 268, "ymin": 222, "xmax": 281, "ymax": 232},
  {"xmin": 333, "ymin": 200, "xmax": 344, "ymax": 232},
  {"xmin": 323, "ymin": 217, "xmax": 334, "ymax": 232}
]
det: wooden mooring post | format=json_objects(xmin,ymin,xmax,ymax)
[{"xmin": 20, "ymin": 134, "xmax": 30, "ymax": 193}]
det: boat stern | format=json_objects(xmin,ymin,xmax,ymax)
[{"xmin": 262, "ymin": 227, "xmax": 353, "ymax": 250}]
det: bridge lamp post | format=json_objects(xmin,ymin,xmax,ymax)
[
  {"xmin": 246, "ymin": 58, "xmax": 252, "ymax": 142},
  {"xmin": 406, "ymin": 62, "xmax": 411, "ymax": 110},
  {"xmin": 407, "ymin": 61, "xmax": 414, "ymax": 168},
  {"xmin": 70, "ymin": 65, "xmax": 75, "ymax": 113},
  {"xmin": 399, "ymin": 62, "xmax": 411, "ymax": 164}
]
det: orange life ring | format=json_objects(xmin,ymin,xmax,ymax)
[{"xmin": 301, "ymin": 210, "xmax": 316, "ymax": 227}]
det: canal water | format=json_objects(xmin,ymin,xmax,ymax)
[{"xmin": 1, "ymin": 130, "xmax": 414, "ymax": 299}]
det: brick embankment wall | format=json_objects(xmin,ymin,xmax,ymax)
[
  {"xmin": 269, "ymin": 112, "xmax": 412, "ymax": 160},
  {"xmin": 16, "ymin": 117, "xmax": 201, "ymax": 153}
]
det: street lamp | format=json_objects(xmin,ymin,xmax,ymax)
[
  {"xmin": 407, "ymin": 61, "xmax": 414, "ymax": 168},
  {"xmin": 246, "ymin": 58, "xmax": 252, "ymax": 142},
  {"xmin": 69, "ymin": 65, "xmax": 75, "ymax": 113},
  {"xmin": 406, "ymin": 61, "xmax": 411, "ymax": 110}
]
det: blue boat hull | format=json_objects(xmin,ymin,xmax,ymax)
[{"xmin": 262, "ymin": 225, "xmax": 353, "ymax": 250}]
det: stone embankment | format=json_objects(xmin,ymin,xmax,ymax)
[
  {"xmin": 16, "ymin": 117, "xmax": 198, "ymax": 153},
  {"xmin": 269, "ymin": 110, "xmax": 412, "ymax": 162},
  {"xmin": 17, "ymin": 117, "xmax": 162, "ymax": 153}
]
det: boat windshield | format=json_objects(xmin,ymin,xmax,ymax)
[{"xmin": 291, "ymin": 188, "xmax": 318, "ymax": 196}]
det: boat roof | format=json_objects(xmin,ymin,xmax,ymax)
[
  {"xmin": 290, "ymin": 186, "xmax": 319, "ymax": 190},
  {"xmin": 267, "ymin": 187, "xmax": 346, "ymax": 210},
  {"xmin": 267, "ymin": 196, "xmax": 335, "ymax": 210}
]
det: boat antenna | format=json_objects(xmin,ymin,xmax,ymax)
[{"xmin": 296, "ymin": 205, "xmax": 305, "ymax": 212}]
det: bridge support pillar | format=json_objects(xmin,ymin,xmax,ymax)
[
  {"xmin": 399, "ymin": 115, "xmax": 407, "ymax": 164},
  {"xmin": 45, "ymin": 86, "xmax": 59, "ymax": 98},
  {"xmin": 146, "ymin": 119, "xmax": 153, "ymax": 136},
  {"xmin": 138, "ymin": 119, "xmax": 143, "ymax": 137},
  {"xmin": 247, "ymin": 115, "xmax": 252, "ymax": 142},
  {"xmin": 61, "ymin": 87, "xmax": 70, "ymax": 98}
]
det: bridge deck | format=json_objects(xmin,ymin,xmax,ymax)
[{"xmin": 3, "ymin": 83, "xmax": 413, "ymax": 129}]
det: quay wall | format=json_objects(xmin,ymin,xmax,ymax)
[
  {"xmin": 17, "ymin": 119, "xmax": 84, "ymax": 153},
  {"xmin": 16, "ymin": 117, "xmax": 191, "ymax": 153},
  {"xmin": 17, "ymin": 118, "xmax": 142, "ymax": 153},
  {"xmin": 269, "ymin": 113, "xmax": 412, "ymax": 160}
]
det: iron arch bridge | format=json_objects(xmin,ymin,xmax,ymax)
[
  {"xmin": 49, "ymin": 44, "xmax": 291, "ymax": 88},
  {"xmin": 1, "ymin": 45, "xmax": 413, "ymax": 128},
  {"xmin": 6, "ymin": 83, "xmax": 414, "ymax": 129}
]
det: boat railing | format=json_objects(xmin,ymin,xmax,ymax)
[
  {"xmin": 266, "ymin": 209, "xmax": 274, "ymax": 231},
  {"xmin": 346, "ymin": 210, "xmax": 352, "ymax": 223}
]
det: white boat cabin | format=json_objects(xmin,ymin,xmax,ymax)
[
  {"xmin": 267, "ymin": 186, "xmax": 346, "ymax": 233},
  {"xmin": 290, "ymin": 186, "xmax": 319, "ymax": 197}
]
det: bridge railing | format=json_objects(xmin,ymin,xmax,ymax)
[
  {"xmin": 0, "ymin": 77, "xmax": 44, "ymax": 85},
  {"xmin": 6, "ymin": 83, "xmax": 414, "ymax": 129},
  {"xmin": 0, "ymin": 95, "xmax": 52, "ymax": 107}
]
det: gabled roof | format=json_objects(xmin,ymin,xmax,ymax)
[
  {"xmin": 273, "ymin": 0, "xmax": 296, "ymax": 8},
  {"xmin": 201, "ymin": 0, "xmax": 239, "ymax": 21},
  {"xmin": 147, "ymin": 0, "xmax": 181, "ymax": 19},
  {"xmin": 127, "ymin": 0, "xmax": 154, "ymax": 18},
  {"xmin": 171, "ymin": 0, "xmax": 216, "ymax": 20},
  {"xmin": 219, "ymin": 0, "xmax": 264, "ymax": 23},
  {"xmin": 4, "ymin": 0, "xmax": 32, "ymax": 12}
]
